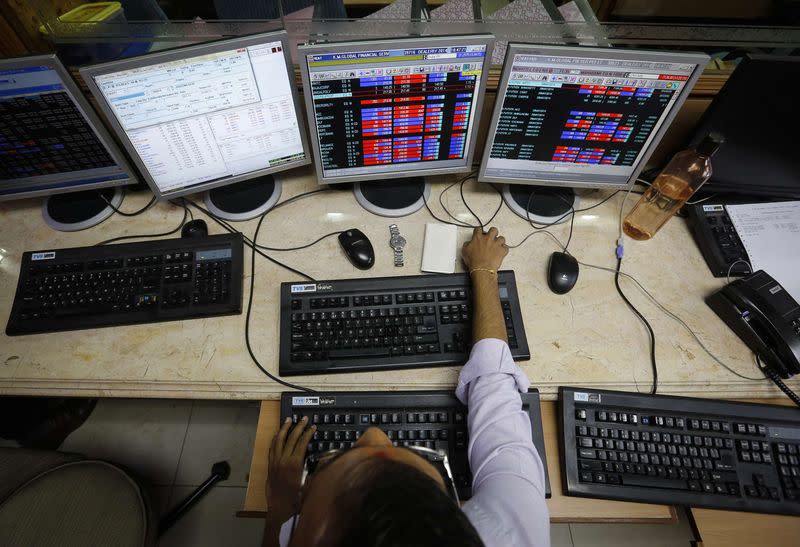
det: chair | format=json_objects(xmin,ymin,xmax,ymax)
[{"xmin": 0, "ymin": 447, "xmax": 230, "ymax": 547}]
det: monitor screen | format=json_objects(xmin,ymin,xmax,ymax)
[
  {"xmin": 299, "ymin": 35, "xmax": 494, "ymax": 184},
  {"xmin": 81, "ymin": 31, "xmax": 310, "ymax": 200},
  {"xmin": 479, "ymin": 45, "xmax": 708, "ymax": 189},
  {"xmin": 0, "ymin": 55, "xmax": 133, "ymax": 201},
  {"xmin": 689, "ymin": 56, "xmax": 800, "ymax": 199}
]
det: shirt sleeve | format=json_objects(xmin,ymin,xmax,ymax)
[{"xmin": 457, "ymin": 338, "xmax": 550, "ymax": 547}]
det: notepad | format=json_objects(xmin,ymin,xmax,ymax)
[
  {"xmin": 421, "ymin": 223, "xmax": 459, "ymax": 274},
  {"xmin": 726, "ymin": 201, "xmax": 800, "ymax": 301}
]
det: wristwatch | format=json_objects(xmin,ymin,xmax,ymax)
[{"xmin": 388, "ymin": 224, "xmax": 406, "ymax": 267}]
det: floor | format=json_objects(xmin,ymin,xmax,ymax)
[{"xmin": 11, "ymin": 398, "xmax": 696, "ymax": 546}]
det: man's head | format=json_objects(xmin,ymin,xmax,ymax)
[{"xmin": 289, "ymin": 426, "xmax": 484, "ymax": 547}]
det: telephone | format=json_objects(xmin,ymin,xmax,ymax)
[{"xmin": 706, "ymin": 270, "xmax": 800, "ymax": 379}]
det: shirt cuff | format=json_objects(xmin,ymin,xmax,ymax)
[{"xmin": 455, "ymin": 338, "xmax": 530, "ymax": 404}]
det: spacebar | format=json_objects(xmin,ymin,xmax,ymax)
[
  {"xmin": 328, "ymin": 348, "xmax": 392, "ymax": 359},
  {"xmin": 621, "ymin": 476, "xmax": 687, "ymax": 490}
]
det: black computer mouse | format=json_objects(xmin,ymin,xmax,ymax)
[
  {"xmin": 338, "ymin": 229, "xmax": 374, "ymax": 270},
  {"xmin": 181, "ymin": 219, "xmax": 208, "ymax": 238},
  {"xmin": 547, "ymin": 251, "xmax": 579, "ymax": 294}
]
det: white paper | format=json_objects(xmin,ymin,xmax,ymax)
[{"xmin": 726, "ymin": 201, "xmax": 800, "ymax": 301}]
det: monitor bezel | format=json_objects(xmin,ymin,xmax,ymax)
[
  {"xmin": 477, "ymin": 43, "xmax": 709, "ymax": 191},
  {"xmin": 298, "ymin": 34, "xmax": 495, "ymax": 185},
  {"xmin": 0, "ymin": 53, "xmax": 137, "ymax": 202},
  {"xmin": 80, "ymin": 30, "xmax": 312, "ymax": 201}
]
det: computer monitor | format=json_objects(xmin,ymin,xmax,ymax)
[
  {"xmin": 688, "ymin": 55, "xmax": 800, "ymax": 200},
  {"xmin": 80, "ymin": 30, "xmax": 311, "ymax": 221},
  {"xmin": 479, "ymin": 44, "xmax": 708, "ymax": 223},
  {"xmin": 0, "ymin": 54, "xmax": 136, "ymax": 231},
  {"xmin": 298, "ymin": 35, "xmax": 494, "ymax": 217}
]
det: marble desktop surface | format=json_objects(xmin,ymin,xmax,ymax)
[{"xmin": 0, "ymin": 167, "xmax": 791, "ymax": 400}]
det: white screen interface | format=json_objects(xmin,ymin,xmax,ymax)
[
  {"xmin": 484, "ymin": 53, "xmax": 698, "ymax": 186},
  {"xmin": 94, "ymin": 42, "xmax": 305, "ymax": 194}
]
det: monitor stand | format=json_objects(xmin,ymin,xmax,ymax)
[
  {"xmin": 42, "ymin": 187, "xmax": 123, "ymax": 232},
  {"xmin": 204, "ymin": 175, "xmax": 282, "ymax": 221},
  {"xmin": 354, "ymin": 177, "xmax": 431, "ymax": 217},
  {"xmin": 502, "ymin": 184, "xmax": 580, "ymax": 225}
]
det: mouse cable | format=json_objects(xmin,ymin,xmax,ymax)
[
  {"xmin": 188, "ymin": 202, "xmax": 314, "ymax": 281},
  {"xmin": 457, "ymin": 177, "xmax": 504, "ymax": 230},
  {"xmin": 424, "ymin": 180, "xmax": 477, "ymax": 228},
  {"xmin": 614, "ymin": 255, "xmax": 657, "ymax": 394},
  {"xmin": 255, "ymin": 230, "xmax": 344, "ymax": 252},
  {"xmin": 508, "ymin": 226, "xmax": 762, "ymax": 383},
  {"xmin": 757, "ymin": 355, "xmax": 800, "ymax": 407},
  {"xmin": 98, "ymin": 190, "xmax": 157, "ymax": 217},
  {"xmin": 94, "ymin": 203, "xmax": 188, "ymax": 246},
  {"xmin": 183, "ymin": 196, "xmax": 322, "ymax": 281},
  {"xmin": 245, "ymin": 208, "xmax": 315, "ymax": 392},
  {"xmin": 439, "ymin": 171, "xmax": 480, "ymax": 228}
]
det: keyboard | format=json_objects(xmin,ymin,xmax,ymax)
[
  {"xmin": 281, "ymin": 389, "xmax": 551, "ymax": 500},
  {"xmin": 279, "ymin": 271, "xmax": 529, "ymax": 375},
  {"xmin": 5, "ymin": 234, "xmax": 243, "ymax": 335},
  {"xmin": 686, "ymin": 202, "xmax": 752, "ymax": 277},
  {"xmin": 560, "ymin": 386, "xmax": 800, "ymax": 516}
]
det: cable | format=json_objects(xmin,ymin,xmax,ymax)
[
  {"xmin": 726, "ymin": 258, "xmax": 752, "ymax": 284},
  {"xmin": 94, "ymin": 205, "xmax": 188, "ymax": 246},
  {"xmin": 577, "ymin": 259, "xmax": 766, "ymax": 382},
  {"xmin": 614, "ymin": 257, "xmax": 658, "ymax": 394},
  {"xmin": 245, "ymin": 208, "xmax": 314, "ymax": 393},
  {"xmin": 256, "ymin": 231, "xmax": 343, "ymax": 252},
  {"xmin": 182, "ymin": 194, "xmax": 329, "ymax": 281},
  {"xmin": 757, "ymin": 355, "xmax": 800, "ymax": 407},
  {"xmin": 99, "ymin": 191, "xmax": 157, "ymax": 217}
]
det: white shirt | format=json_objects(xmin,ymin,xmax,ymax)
[{"xmin": 279, "ymin": 338, "xmax": 550, "ymax": 547}]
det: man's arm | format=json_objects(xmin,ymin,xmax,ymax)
[{"xmin": 458, "ymin": 227, "xmax": 550, "ymax": 547}]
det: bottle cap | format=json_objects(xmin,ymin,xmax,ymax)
[{"xmin": 697, "ymin": 132, "xmax": 725, "ymax": 157}]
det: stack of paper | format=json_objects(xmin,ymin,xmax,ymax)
[{"xmin": 726, "ymin": 201, "xmax": 800, "ymax": 301}]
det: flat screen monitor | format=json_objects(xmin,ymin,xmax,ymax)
[
  {"xmin": 479, "ymin": 44, "xmax": 707, "ymax": 190},
  {"xmin": 299, "ymin": 35, "xmax": 494, "ymax": 185},
  {"xmin": 80, "ymin": 31, "xmax": 311, "ymax": 218},
  {"xmin": 688, "ymin": 56, "xmax": 800, "ymax": 199},
  {"xmin": 0, "ymin": 54, "xmax": 134, "ymax": 202}
]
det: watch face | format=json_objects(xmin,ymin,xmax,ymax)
[{"xmin": 390, "ymin": 235, "xmax": 406, "ymax": 248}]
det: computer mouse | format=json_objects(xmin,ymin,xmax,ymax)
[
  {"xmin": 338, "ymin": 229, "xmax": 374, "ymax": 270},
  {"xmin": 181, "ymin": 219, "xmax": 208, "ymax": 238},
  {"xmin": 547, "ymin": 251, "xmax": 579, "ymax": 295}
]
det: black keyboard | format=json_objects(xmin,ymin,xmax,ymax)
[
  {"xmin": 281, "ymin": 389, "xmax": 550, "ymax": 500},
  {"xmin": 687, "ymin": 202, "xmax": 751, "ymax": 277},
  {"xmin": 560, "ymin": 387, "xmax": 800, "ymax": 516},
  {"xmin": 279, "ymin": 271, "xmax": 529, "ymax": 376},
  {"xmin": 5, "ymin": 234, "xmax": 243, "ymax": 335}
]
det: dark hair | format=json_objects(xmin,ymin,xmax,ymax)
[{"xmin": 322, "ymin": 458, "xmax": 485, "ymax": 547}]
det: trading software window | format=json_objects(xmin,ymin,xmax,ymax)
[{"xmin": 304, "ymin": 44, "xmax": 488, "ymax": 179}]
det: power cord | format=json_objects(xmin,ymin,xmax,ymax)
[
  {"xmin": 94, "ymin": 204, "xmax": 188, "ymax": 246},
  {"xmin": 757, "ymin": 355, "xmax": 800, "ymax": 407},
  {"xmin": 98, "ymin": 191, "xmax": 157, "ymax": 216}
]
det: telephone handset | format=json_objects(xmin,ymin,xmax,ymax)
[{"xmin": 707, "ymin": 270, "xmax": 800, "ymax": 379}]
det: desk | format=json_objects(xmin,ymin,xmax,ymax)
[{"xmin": 0, "ymin": 167, "xmax": 796, "ymax": 400}]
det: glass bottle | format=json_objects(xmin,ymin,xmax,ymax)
[{"xmin": 623, "ymin": 133, "xmax": 724, "ymax": 240}]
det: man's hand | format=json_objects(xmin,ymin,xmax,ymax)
[
  {"xmin": 266, "ymin": 417, "xmax": 316, "ymax": 528},
  {"xmin": 462, "ymin": 227, "xmax": 508, "ymax": 271}
]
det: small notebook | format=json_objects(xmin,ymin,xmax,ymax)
[
  {"xmin": 726, "ymin": 201, "xmax": 800, "ymax": 301},
  {"xmin": 421, "ymin": 223, "xmax": 459, "ymax": 274}
]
